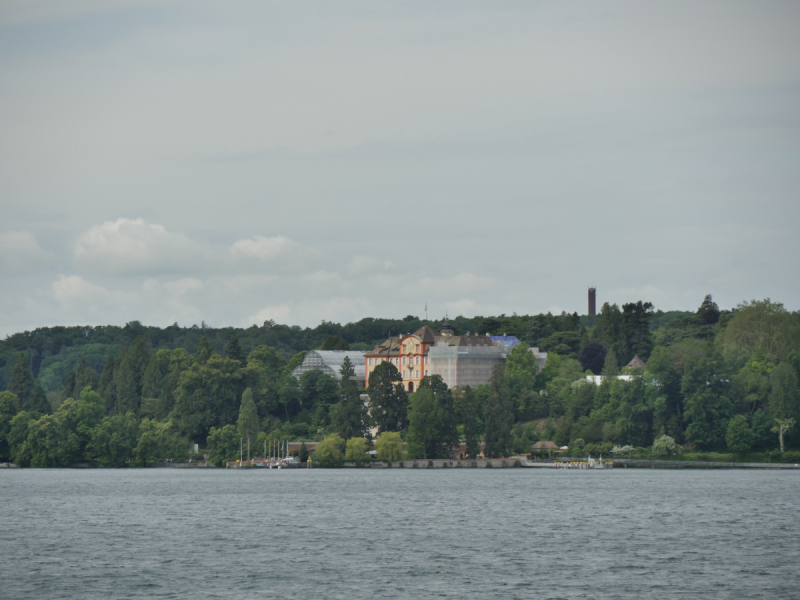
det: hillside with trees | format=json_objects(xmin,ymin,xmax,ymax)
[{"xmin": 1, "ymin": 296, "xmax": 798, "ymax": 467}]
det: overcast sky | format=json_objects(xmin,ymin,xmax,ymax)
[{"xmin": 1, "ymin": 1, "xmax": 799, "ymax": 337}]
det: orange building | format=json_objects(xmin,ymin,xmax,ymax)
[
  {"xmin": 364, "ymin": 318, "xmax": 501, "ymax": 392},
  {"xmin": 364, "ymin": 323, "xmax": 445, "ymax": 392}
]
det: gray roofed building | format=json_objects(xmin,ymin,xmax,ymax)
[{"xmin": 291, "ymin": 350, "xmax": 367, "ymax": 388}]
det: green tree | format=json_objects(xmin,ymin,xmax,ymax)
[
  {"xmin": 299, "ymin": 440, "xmax": 309, "ymax": 463},
  {"xmin": 331, "ymin": 357, "xmax": 368, "ymax": 442},
  {"xmin": 207, "ymin": 424, "xmax": 240, "ymax": 467},
  {"xmin": 115, "ymin": 348, "xmax": 139, "ymax": 416},
  {"xmin": 769, "ymin": 362, "xmax": 800, "ymax": 422},
  {"xmin": 314, "ymin": 433, "xmax": 345, "ymax": 467},
  {"xmin": 375, "ymin": 431, "xmax": 404, "ymax": 461},
  {"xmin": 27, "ymin": 414, "xmax": 79, "ymax": 467},
  {"xmin": 8, "ymin": 353, "xmax": 33, "ymax": 405},
  {"xmin": 286, "ymin": 351, "xmax": 308, "ymax": 373},
  {"xmin": 74, "ymin": 357, "xmax": 99, "ymax": 393},
  {"xmin": 99, "ymin": 354, "xmax": 117, "ymax": 412},
  {"xmin": 725, "ymin": 415, "xmax": 752, "ymax": 453},
  {"xmin": 682, "ymin": 356, "xmax": 732, "ymax": 450},
  {"xmin": 720, "ymin": 299, "xmax": 800, "ymax": 365},
  {"xmin": 30, "ymin": 381, "xmax": 51, "ymax": 414},
  {"xmin": 8, "ymin": 411, "xmax": 36, "ymax": 466},
  {"xmin": 195, "ymin": 336, "xmax": 212, "ymax": 365},
  {"xmin": 591, "ymin": 303, "xmax": 628, "ymax": 364},
  {"xmin": 697, "ymin": 294, "xmax": 721, "ymax": 325},
  {"xmin": 226, "ymin": 335, "xmax": 246, "ymax": 363},
  {"xmin": 368, "ymin": 361, "xmax": 408, "ymax": 434},
  {"xmin": 237, "ymin": 388, "xmax": 259, "ymax": 460},
  {"xmin": 54, "ymin": 387, "xmax": 106, "ymax": 461},
  {"xmin": 345, "ymin": 437, "xmax": 369, "ymax": 461},
  {"xmin": 0, "ymin": 391, "xmax": 20, "ymax": 462},
  {"xmin": 483, "ymin": 365, "xmax": 514, "ymax": 458},
  {"xmin": 173, "ymin": 355, "xmax": 246, "ymax": 443},
  {"xmin": 505, "ymin": 342, "xmax": 538, "ymax": 387},
  {"xmin": 128, "ymin": 336, "xmax": 151, "ymax": 397},
  {"xmin": 87, "ymin": 412, "xmax": 140, "ymax": 467},
  {"xmin": 652, "ymin": 434, "xmax": 679, "ymax": 455},
  {"xmin": 454, "ymin": 386, "xmax": 481, "ymax": 458},
  {"xmin": 320, "ymin": 335, "xmax": 350, "ymax": 350},
  {"xmin": 601, "ymin": 348, "xmax": 620, "ymax": 377},
  {"xmin": 622, "ymin": 301, "xmax": 655, "ymax": 362},
  {"xmin": 405, "ymin": 375, "xmax": 458, "ymax": 459}
]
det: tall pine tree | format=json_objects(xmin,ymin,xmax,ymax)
[
  {"xmin": 8, "ymin": 353, "xmax": 33, "ymax": 405},
  {"xmin": 483, "ymin": 365, "xmax": 513, "ymax": 458},
  {"xmin": 331, "ymin": 356, "xmax": 369, "ymax": 442},
  {"xmin": 226, "ymin": 335, "xmax": 246, "ymax": 363},
  {"xmin": 115, "ymin": 348, "xmax": 139, "ymax": 416}
]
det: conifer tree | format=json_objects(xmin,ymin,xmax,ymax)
[
  {"xmin": 128, "ymin": 336, "xmax": 151, "ymax": 396},
  {"xmin": 75, "ymin": 357, "xmax": 98, "ymax": 392},
  {"xmin": 63, "ymin": 370, "xmax": 77, "ymax": 400},
  {"xmin": 601, "ymin": 348, "xmax": 620, "ymax": 377},
  {"xmin": 195, "ymin": 336, "xmax": 212, "ymax": 365},
  {"xmin": 8, "ymin": 353, "xmax": 33, "ymax": 405},
  {"xmin": 115, "ymin": 348, "xmax": 139, "ymax": 416},
  {"xmin": 225, "ymin": 335, "xmax": 246, "ymax": 363},
  {"xmin": 331, "ymin": 357, "xmax": 369, "ymax": 442},
  {"xmin": 30, "ymin": 381, "xmax": 51, "ymax": 414},
  {"xmin": 483, "ymin": 365, "xmax": 513, "ymax": 458},
  {"xmin": 99, "ymin": 355, "xmax": 117, "ymax": 415}
]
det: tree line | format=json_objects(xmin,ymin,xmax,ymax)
[{"xmin": 1, "ymin": 296, "xmax": 798, "ymax": 467}]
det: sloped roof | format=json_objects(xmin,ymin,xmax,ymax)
[
  {"xmin": 413, "ymin": 324, "xmax": 439, "ymax": 344},
  {"xmin": 532, "ymin": 441, "xmax": 559, "ymax": 449},
  {"xmin": 626, "ymin": 355, "xmax": 647, "ymax": 369}
]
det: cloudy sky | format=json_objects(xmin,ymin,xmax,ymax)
[{"xmin": 1, "ymin": 1, "xmax": 799, "ymax": 337}]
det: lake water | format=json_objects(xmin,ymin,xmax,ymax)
[{"xmin": 1, "ymin": 468, "xmax": 798, "ymax": 599}]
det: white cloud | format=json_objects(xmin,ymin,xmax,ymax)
[
  {"xmin": 230, "ymin": 235, "xmax": 311, "ymax": 261},
  {"xmin": 0, "ymin": 231, "xmax": 51, "ymax": 273},
  {"xmin": 52, "ymin": 274, "xmax": 114, "ymax": 305},
  {"xmin": 74, "ymin": 218, "xmax": 202, "ymax": 275},
  {"xmin": 249, "ymin": 304, "xmax": 292, "ymax": 326}
]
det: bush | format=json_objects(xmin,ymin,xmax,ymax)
[
  {"xmin": 345, "ymin": 437, "xmax": 369, "ymax": 461},
  {"xmin": 375, "ymin": 432, "xmax": 404, "ymax": 462},
  {"xmin": 652, "ymin": 435, "xmax": 679, "ymax": 456},
  {"xmin": 314, "ymin": 433, "xmax": 345, "ymax": 467}
]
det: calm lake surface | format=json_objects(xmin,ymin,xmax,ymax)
[{"xmin": 1, "ymin": 468, "xmax": 798, "ymax": 599}]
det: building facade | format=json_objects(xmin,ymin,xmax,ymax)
[{"xmin": 365, "ymin": 319, "xmax": 544, "ymax": 391}]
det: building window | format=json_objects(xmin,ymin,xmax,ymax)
[
  {"xmin": 415, "ymin": 356, "xmax": 420, "ymax": 365},
  {"xmin": 368, "ymin": 358, "xmax": 373, "ymax": 366},
  {"xmin": 403, "ymin": 345, "xmax": 406, "ymax": 352},
  {"xmin": 402, "ymin": 357, "xmax": 407, "ymax": 365},
  {"xmin": 425, "ymin": 369, "xmax": 429, "ymax": 376},
  {"xmin": 424, "ymin": 357, "xmax": 429, "ymax": 364},
  {"xmin": 416, "ymin": 344, "xmax": 420, "ymax": 352},
  {"xmin": 403, "ymin": 370, "xmax": 408, "ymax": 378},
  {"xmin": 416, "ymin": 370, "xmax": 420, "ymax": 378}
]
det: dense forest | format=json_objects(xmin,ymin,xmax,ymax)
[{"xmin": 1, "ymin": 296, "xmax": 799, "ymax": 467}]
